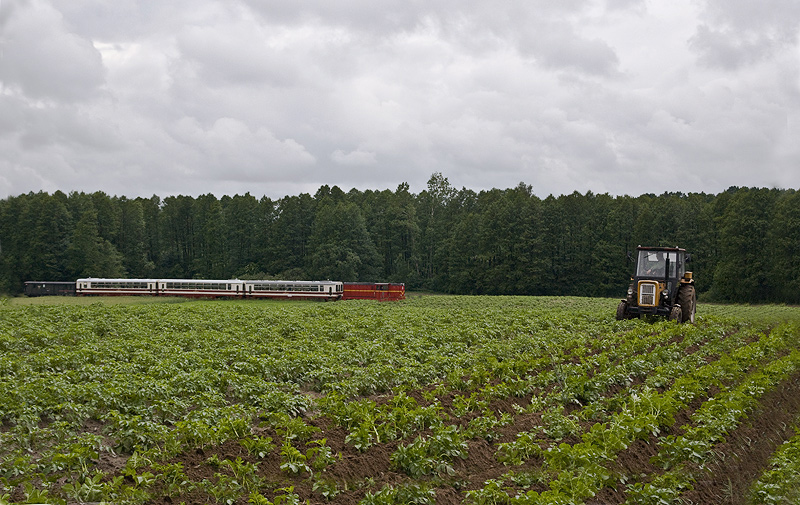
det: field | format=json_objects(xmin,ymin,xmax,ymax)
[{"xmin": 1, "ymin": 296, "xmax": 800, "ymax": 505}]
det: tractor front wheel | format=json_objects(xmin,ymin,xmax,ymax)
[
  {"xmin": 678, "ymin": 285, "xmax": 696, "ymax": 324},
  {"xmin": 616, "ymin": 301, "xmax": 630, "ymax": 320},
  {"xmin": 669, "ymin": 305, "xmax": 683, "ymax": 323}
]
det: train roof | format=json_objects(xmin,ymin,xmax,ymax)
[
  {"xmin": 156, "ymin": 279, "xmax": 241, "ymax": 283},
  {"xmin": 25, "ymin": 280, "xmax": 76, "ymax": 285},
  {"xmin": 76, "ymin": 278, "xmax": 342, "ymax": 284},
  {"xmin": 343, "ymin": 282, "xmax": 404, "ymax": 285},
  {"xmin": 77, "ymin": 278, "xmax": 159, "ymax": 283},
  {"xmin": 243, "ymin": 279, "xmax": 341, "ymax": 284}
]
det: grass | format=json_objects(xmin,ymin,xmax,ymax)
[{"xmin": 2, "ymin": 295, "xmax": 192, "ymax": 306}]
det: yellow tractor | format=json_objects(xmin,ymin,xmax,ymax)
[{"xmin": 616, "ymin": 246, "xmax": 695, "ymax": 323}]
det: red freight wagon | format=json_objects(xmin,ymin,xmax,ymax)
[{"xmin": 342, "ymin": 282, "xmax": 405, "ymax": 301}]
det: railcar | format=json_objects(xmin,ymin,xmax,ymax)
[
  {"xmin": 156, "ymin": 279, "xmax": 243, "ymax": 298},
  {"xmin": 342, "ymin": 282, "xmax": 405, "ymax": 301},
  {"xmin": 76, "ymin": 278, "xmax": 158, "ymax": 296},
  {"xmin": 243, "ymin": 280, "xmax": 343, "ymax": 301},
  {"xmin": 24, "ymin": 281, "xmax": 77, "ymax": 297}
]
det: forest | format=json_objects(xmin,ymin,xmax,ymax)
[{"xmin": 1, "ymin": 173, "xmax": 798, "ymax": 304}]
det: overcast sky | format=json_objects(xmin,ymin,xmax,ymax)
[{"xmin": 1, "ymin": 0, "xmax": 799, "ymax": 200}]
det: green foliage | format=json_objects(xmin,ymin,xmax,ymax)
[
  {"xmin": 3, "ymin": 184, "xmax": 800, "ymax": 301},
  {"xmin": 361, "ymin": 482, "xmax": 436, "ymax": 505},
  {"xmin": 750, "ymin": 426, "xmax": 800, "ymax": 504},
  {"xmin": 1, "ymin": 296, "xmax": 799, "ymax": 504},
  {"xmin": 390, "ymin": 425, "xmax": 468, "ymax": 478}
]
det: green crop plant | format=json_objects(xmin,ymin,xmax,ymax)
[
  {"xmin": 391, "ymin": 425, "xmax": 468, "ymax": 478},
  {"xmin": 280, "ymin": 440, "xmax": 311, "ymax": 475},
  {"xmin": 306, "ymin": 438, "xmax": 337, "ymax": 471},
  {"xmin": 750, "ymin": 427, "xmax": 800, "ymax": 504},
  {"xmin": 361, "ymin": 482, "xmax": 436, "ymax": 505},
  {"xmin": 240, "ymin": 435, "xmax": 275, "ymax": 459},
  {"xmin": 2, "ymin": 297, "xmax": 800, "ymax": 504}
]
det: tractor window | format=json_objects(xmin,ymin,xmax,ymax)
[{"xmin": 637, "ymin": 251, "xmax": 677, "ymax": 277}]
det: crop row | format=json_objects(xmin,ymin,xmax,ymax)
[{"xmin": 1, "ymin": 297, "xmax": 799, "ymax": 504}]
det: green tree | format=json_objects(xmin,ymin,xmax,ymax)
[
  {"xmin": 190, "ymin": 194, "xmax": 225, "ymax": 278},
  {"xmin": 67, "ymin": 204, "xmax": 124, "ymax": 278},
  {"xmin": 222, "ymin": 193, "xmax": 260, "ymax": 276},
  {"xmin": 267, "ymin": 193, "xmax": 315, "ymax": 278},
  {"xmin": 308, "ymin": 200, "xmax": 382, "ymax": 281},
  {"xmin": 712, "ymin": 188, "xmax": 778, "ymax": 302},
  {"xmin": 159, "ymin": 195, "xmax": 195, "ymax": 278},
  {"xmin": 138, "ymin": 195, "xmax": 162, "ymax": 276},
  {"xmin": 769, "ymin": 190, "xmax": 800, "ymax": 303},
  {"xmin": 117, "ymin": 197, "xmax": 153, "ymax": 277},
  {"xmin": 416, "ymin": 173, "xmax": 457, "ymax": 290}
]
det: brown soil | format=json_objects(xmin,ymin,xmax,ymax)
[
  {"xmin": 128, "ymin": 369, "xmax": 800, "ymax": 505},
  {"xmin": 33, "ymin": 326, "xmax": 794, "ymax": 505}
]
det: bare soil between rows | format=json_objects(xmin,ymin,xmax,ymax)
[{"xmin": 135, "ymin": 369, "xmax": 800, "ymax": 505}]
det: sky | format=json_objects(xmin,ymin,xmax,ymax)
[{"xmin": 1, "ymin": 0, "xmax": 799, "ymax": 200}]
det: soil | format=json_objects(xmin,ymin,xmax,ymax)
[
  {"xmin": 126, "ymin": 369, "xmax": 800, "ymax": 505},
  {"xmin": 23, "ymin": 327, "xmax": 794, "ymax": 505}
]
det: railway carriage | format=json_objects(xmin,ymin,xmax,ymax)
[
  {"xmin": 243, "ymin": 280, "xmax": 343, "ymax": 301},
  {"xmin": 24, "ymin": 281, "xmax": 77, "ymax": 297},
  {"xmin": 157, "ymin": 279, "xmax": 242, "ymax": 298},
  {"xmin": 76, "ymin": 278, "xmax": 158, "ymax": 296}
]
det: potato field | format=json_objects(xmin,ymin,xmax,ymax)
[{"xmin": 1, "ymin": 296, "xmax": 800, "ymax": 505}]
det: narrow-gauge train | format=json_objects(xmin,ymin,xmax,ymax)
[
  {"xmin": 76, "ymin": 278, "xmax": 344, "ymax": 300},
  {"xmin": 24, "ymin": 279, "xmax": 405, "ymax": 301}
]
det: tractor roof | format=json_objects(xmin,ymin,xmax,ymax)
[{"xmin": 636, "ymin": 245, "xmax": 686, "ymax": 253}]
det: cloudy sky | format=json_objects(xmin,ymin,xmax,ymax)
[{"xmin": 1, "ymin": 0, "xmax": 799, "ymax": 200}]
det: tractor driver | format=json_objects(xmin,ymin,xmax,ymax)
[{"xmin": 644, "ymin": 253, "xmax": 665, "ymax": 276}]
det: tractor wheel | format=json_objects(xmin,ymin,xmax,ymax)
[
  {"xmin": 669, "ymin": 305, "xmax": 683, "ymax": 323},
  {"xmin": 678, "ymin": 285, "xmax": 696, "ymax": 324},
  {"xmin": 616, "ymin": 301, "xmax": 629, "ymax": 320}
]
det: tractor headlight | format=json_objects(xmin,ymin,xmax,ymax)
[{"xmin": 661, "ymin": 289, "xmax": 669, "ymax": 302}]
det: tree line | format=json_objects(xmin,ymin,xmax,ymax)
[{"xmin": 1, "ymin": 174, "xmax": 798, "ymax": 303}]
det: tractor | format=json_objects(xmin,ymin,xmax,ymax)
[{"xmin": 616, "ymin": 246, "xmax": 695, "ymax": 323}]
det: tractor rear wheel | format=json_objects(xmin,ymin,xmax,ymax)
[{"xmin": 678, "ymin": 285, "xmax": 696, "ymax": 324}]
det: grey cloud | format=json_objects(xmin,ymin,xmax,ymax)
[
  {"xmin": 0, "ymin": 0, "xmax": 104, "ymax": 102},
  {"xmin": 526, "ymin": 28, "xmax": 620, "ymax": 76},
  {"xmin": 176, "ymin": 23, "xmax": 307, "ymax": 89},
  {"xmin": 604, "ymin": 0, "xmax": 646, "ymax": 11},
  {"xmin": 690, "ymin": 24, "xmax": 787, "ymax": 70},
  {"xmin": 1, "ymin": 0, "xmax": 799, "ymax": 200},
  {"xmin": 242, "ymin": 1, "xmax": 620, "ymax": 76},
  {"xmin": 690, "ymin": 0, "xmax": 800, "ymax": 69}
]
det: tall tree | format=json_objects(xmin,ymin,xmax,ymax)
[
  {"xmin": 118, "ymin": 197, "xmax": 153, "ymax": 277},
  {"xmin": 308, "ymin": 200, "xmax": 382, "ymax": 281},
  {"xmin": 159, "ymin": 195, "xmax": 195, "ymax": 278},
  {"xmin": 222, "ymin": 193, "xmax": 260, "ymax": 276},
  {"xmin": 267, "ymin": 193, "xmax": 315, "ymax": 277},
  {"xmin": 416, "ymin": 173, "xmax": 456, "ymax": 289},
  {"xmin": 193, "ymin": 194, "xmax": 225, "ymax": 278},
  {"xmin": 67, "ymin": 203, "xmax": 124, "ymax": 278},
  {"xmin": 712, "ymin": 188, "xmax": 777, "ymax": 302},
  {"xmin": 769, "ymin": 190, "xmax": 800, "ymax": 303}
]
